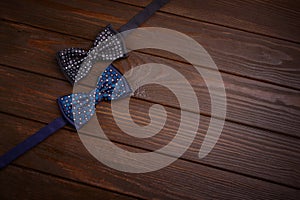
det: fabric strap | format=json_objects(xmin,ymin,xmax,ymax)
[
  {"xmin": 0, "ymin": 117, "xmax": 67, "ymax": 169},
  {"xmin": 119, "ymin": 0, "xmax": 169, "ymax": 32}
]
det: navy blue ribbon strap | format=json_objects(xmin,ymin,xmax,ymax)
[
  {"xmin": 119, "ymin": 0, "xmax": 169, "ymax": 32},
  {"xmin": 0, "ymin": 117, "xmax": 67, "ymax": 169}
]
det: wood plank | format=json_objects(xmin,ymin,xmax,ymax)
[
  {"xmin": 1, "ymin": 1, "xmax": 299, "ymax": 198},
  {"xmin": 0, "ymin": 113, "xmax": 299, "ymax": 199},
  {"xmin": 1, "ymin": 0, "xmax": 300, "ymax": 90},
  {"xmin": 1, "ymin": 21, "xmax": 300, "ymax": 137},
  {"xmin": 0, "ymin": 66, "xmax": 299, "ymax": 188},
  {"xmin": 0, "ymin": 166, "xmax": 137, "ymax": 200},
  {"xmin": 117, "ymin": 0, "xmax": 300, "ymax": 43}
]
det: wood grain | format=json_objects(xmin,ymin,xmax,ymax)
[
  {"xmin": 0, "ymin": 113, "xmax": 299, "ymax": 200},
  {"xmin": 0, "ymin": 166, "xmax": 137, "ymax": 200},
  {"xmin": 1, "ymin": 0, "xmax": 300, "ymax": 198},
  {"xmin": 1, "ymin": 21, "xmax": 299, "ymax": 138},
  {"xmin": 116, "ymin": 0, "xmax": 300, "ymax": 43},
  {"xmin": 0, "ymin": 65, "xmax": 299, "ymax": 188},
  {"xmin": 1, "ymin": 0, "xmax": 300, "ymax": 90}
]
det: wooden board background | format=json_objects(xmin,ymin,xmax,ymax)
[{"xmin": 0, "ymin": 0, "xmax": 299, "ymax": 199}]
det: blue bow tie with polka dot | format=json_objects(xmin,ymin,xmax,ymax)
[
  {"xmin": 56, "ymin": 24, "xmax": 127, "ymax": 84},
  {"xmin": 57, "ymin": 64, "xmax": 132, "ymax": 129}
]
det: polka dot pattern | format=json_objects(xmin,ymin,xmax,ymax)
[
  {"xmin": 57, "ymin": 64, "xmax": 132, "ymax": 129},
  {"xmin": 56, "ymin": 24, "xmax": 126, "ymax": 84}
]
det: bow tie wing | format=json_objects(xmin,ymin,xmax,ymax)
[
  {"xmin": 57, "ymin": 91, "xmax": 96, "ymax": 129},
  {"xmin": 56, "ymin": 25, "xmax": 126, "ymax": 84},
  {"xmin": 56, "ymin": 48, "xmax": 88, "ymax": 83},
  {"xmin": 95, "ymin": 64, "xmax": 132, "ymax": 102}
]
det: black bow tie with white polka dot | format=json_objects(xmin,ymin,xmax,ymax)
[{"xmin": 56, "ymin": 24, "xmax": 127, "ymax": 84}]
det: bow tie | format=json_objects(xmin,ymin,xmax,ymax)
[
  {"xmin": 58, "ymin": 0, "xmax": 170, "ymax": 85},
  {"xmin": 57, "ymin": 64, "xmax": 131, "ymax": 129},
  {"xmin": 56, "ymin": 24, "xmax": 127, "ymax": 84},
  {"xmin": 0, "ymin": 0, "xmax": 170, "ymax": 169}
]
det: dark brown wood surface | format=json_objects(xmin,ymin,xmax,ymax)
[
  {"xmin": 117, "ymin": 0, "xmax": 300, "ymax": 43},
  {"xmin": 1, "ymin": 0, "xmax": 300, "ymax": 199}
]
